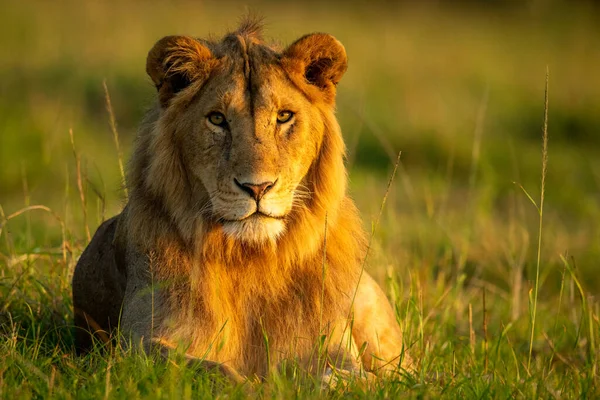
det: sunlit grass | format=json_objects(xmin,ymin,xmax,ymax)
[{"xmin": 1, "ymin": 1, "xmax": 600, "ymax": 398}]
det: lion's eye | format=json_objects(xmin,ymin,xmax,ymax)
[
  {"xmin": 207, "ymin": 112, "xmax": 226, "ymax": 127},
  {"xmin": 276, "ymin": 110, "xmax": 294, "ymax": 124}
]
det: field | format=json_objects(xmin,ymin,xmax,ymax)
[{"xmin": 1, "ymin": 1, "xmax": 600, "ymax": 398}]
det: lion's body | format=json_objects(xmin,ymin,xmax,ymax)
[{"xmin": 72, "ymin": 20, "xmax": 410, "ymax": 380}]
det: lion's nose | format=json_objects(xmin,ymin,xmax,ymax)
[{"xmin": 234, "ymin": 178, "xmax": 276, "ymax": 201}]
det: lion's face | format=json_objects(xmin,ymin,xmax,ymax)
[
  {"xmin": 181, "ymin": 65, "xmax": 321, "ymax": 243},
  {"xmin": 145, "ymin": 30, "xmax": 347, "ymax": 243}
]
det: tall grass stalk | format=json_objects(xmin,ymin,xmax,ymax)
[
  {"xmin": 69, "ymin": 128, "xmax": 90, "ymax": 242},
  {"xmin": 315, "ymin": 212, "xmax": 328, "ymax": 377},
  {"xmin": 334, "ymin": 151, "xmax": 402, "ymax": 372},
  {"xmin": 527, "ymin": 67, "xmax": 550, "ymax": 373},
  {"xmin": 103, "ymin": 80, "xmax": 128, "ymax": 201}
]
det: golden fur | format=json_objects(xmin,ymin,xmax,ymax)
[{"xmin": 72, "ymin": 20, "xmax": 411, "ymax": 381}]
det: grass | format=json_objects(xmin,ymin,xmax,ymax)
[
  {"xmin": 1, "ymin": 1, "xmax": 600, "ymax": 398},
  {"xmin": 527, "ymin": 67, "xmax": 549, "ymax": 374}
]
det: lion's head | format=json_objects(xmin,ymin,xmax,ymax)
[{"xmin": 128, "ymin": 21, "xmax": 352, "ymax": 255}]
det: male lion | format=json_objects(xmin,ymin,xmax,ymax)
[{"xmin": 72, "ymin": 20, "xmax": 411, "ymax": 382}]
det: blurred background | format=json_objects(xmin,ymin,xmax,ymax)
[{"xmin": 1, "ymin": 0, "xmax": 599, "ymax": 297}]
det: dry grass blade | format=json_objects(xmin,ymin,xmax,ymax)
[
  {"xmin": 2, "ymin": 205, "xmax": 66, "ymax": 234},
  {"xmin": 483, "ymin": 288, "xmax": 488, "ymax": 374},
  {"xmin": 319, "ymin": 212, "xmax": 328, "ymax": 335},
  {"xmin": 337, "ymin": 151, "xmax": 402, "ymax": 360},
  {"xmin": 69, "ymin": 128, "xmax": 90, "ymax": 242},
  {"xmin": 469, "ymin": 303, "xmax": 475, "ymax": 355},
  {"xmin": 104, "ymin": 359, "xmax": 112, "ymax": 400},
  {"xmin": 103, "ymin": 80, "xmax": 128, "ymax": 200},
  {"xmin": 468, "ymin": 86, "xmax": 489, "ymax": 194}
]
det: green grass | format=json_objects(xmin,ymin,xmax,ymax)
[{"xmin": 2, "ymin": 1, "xmax": 600, "ymax": 398}]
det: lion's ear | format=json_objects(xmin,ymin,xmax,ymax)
[
  {"xmin": 146, "ymin": 36, "xmax": 215, "ymax": 107},
  {"xmin": 282, "ymin": 33, "xmax": 347, "ymax": 103}
]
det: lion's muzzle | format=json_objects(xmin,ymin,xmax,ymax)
[{"xmin": 233, "ymin": 177, "xmax": 277, "ymax": 202}]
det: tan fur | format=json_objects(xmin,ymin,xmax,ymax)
[{"xmin": 72, "ymin": 20, "xmax": 411, "ymax": 381}]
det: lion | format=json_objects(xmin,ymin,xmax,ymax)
[{"xmin": 72, "ymin": 19, "xmax": 411, "ymax": 383}]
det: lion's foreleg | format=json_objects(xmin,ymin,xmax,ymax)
[
  {"xmin": 351, "ymin": 272, "xmax": 413, "ymax": 374},
  {"xmin": 151, "ymin": 338, "xmax": 245, "ymax": 383},
  {"xmin": 119, "ymin": 285, "xmax": 245, "ymax": 383}
]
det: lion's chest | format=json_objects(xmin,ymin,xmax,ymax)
[{"xmin": 167, "ymin": 267, "xmax": 345, "ymax": 376}]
